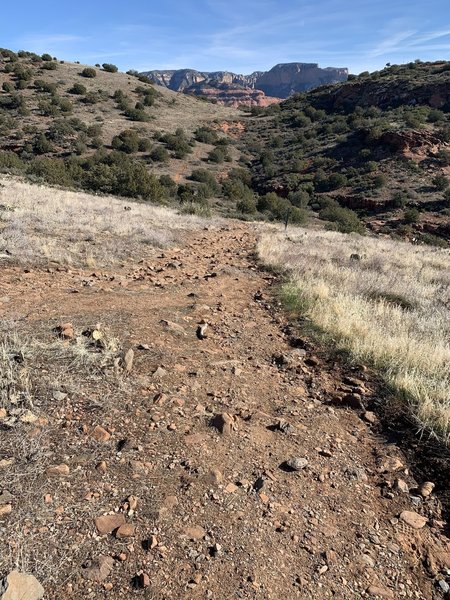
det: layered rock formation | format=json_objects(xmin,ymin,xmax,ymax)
[{"xmin": 141, "ymin": 63, "xmax": 348, "ymax": 106}]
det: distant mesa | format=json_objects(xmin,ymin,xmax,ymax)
[{"xmin": 140, "ymin": 62, "xmax": 348, "ymax": 106}]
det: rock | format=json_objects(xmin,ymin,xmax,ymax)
[
  {"xmin": 96, "ymin": 461, "xmax": 107, "ymax": 473},
  {"xmin": 196, "ymin": 322, "xmax": 208, "ymax": 340},
  {"xmin": 184, "ymin": 526, "xmax": 206, "ymax": 540},
  {"xmin": 438, "ymin": 580, "xmax": 450, "ymax": 594},
  {"xmin": 152, "ymin": 366, "xmax": 167, "ymax": 378},
  {"xmin": 19, "ymin": 410, "xmax": 38, "ymax": 424},
  {"xmin": 341, "ymin": 394, "xmax": 365, "ymax": 409},
  {"xmin": 57, "ymin": 323, "xmax": 74, "ymax": 339},
  {"xmin": 285, "ymin": 457, "xmax": 308, "ymax": 471},
  {"xmin": 225, "ymin": 482, "xmax": 239, "ymax": 494},
  {"xmin": 123, "ymin": 348, "xmax": 134, "ymax": 373},
  {"xmin": 91, "ymin": 425, "xmax": 111, "ymax": 442},
  {"xmin": 272, "ymin": 420, "xmax": 296, "ymax": 434},
  {"xmin": 0, "ymin": 504, "xmax": 12, "ymax": 516},
  {"xmin": 46, "ymin": 464, "xmax": 70, "ymax": 477},
  {"xmin": 0, "ymin": 409, "xmax": 6, "ymax": 420},
  {"xmin": 52, "ymin": 390, "xmax": 67, "ymax": 402},
  {"xmin": 115, "ymin": 523, "xmax": 135, "ymax": 539},
  {"xmin": 378, "ymin": 457, "xmax": 404, "ymax": 473},
  {"xmin": 367, "ymin": 584, "xmax": 394, "ymax": 598},
  {"xmin": 363, "ymin": 411, "xmax": 378, "ymax": 425},
  {"xmin": 95, "ymin": 513, "xmax": 126, "ymax": 535},
  {"xmin": 206, "ymin": 469, "xmax": 223, "ymax": 484},
  {"xmin": 160, "ymin": 320, "xmax": 186, "ymax": 336},
  {"xmin": 394, "ymin": 478, "xmax": 409, "ymax": 493},
  {"xmin": 212, "ymin": 412, "xmax": 234, "ymax": 435},
  {"xmin": 418, "ymin": 481, "xmax": 435, "ymax": 497},
  {"xmin": 81, "ymin": 555, "xmax": 114, "ymax": 582},
  {"xmin": 399, "ymin": 511, "xmax": 428, "ymax": 529},
  {"xmin": 135, "ymin": 572, "xmax": 150, "ymax": 589},
  {"xmin": 0, "ymin": 571, "xmax": 44, "ymax": 600}
]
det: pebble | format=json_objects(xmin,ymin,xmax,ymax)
[
  {"xmin": 46, "ymin": 463, "xmax": 70, "ymax": 477},
  {"xmin": 91, "ymin": 425, "xmax": 111, "ymax": 442},
  {"xmin": 286, "ymin": 457, "xmax": 308, "ymax": 471},
  {"xmin": 367, "ymin": 584, "xmax": 394, "ymax": 598},
  {"xmin": 399, "ymin": 511, "xmax": 428, "ymax": 529},
  {"xmin": 418, "ymin": 481, "xmax": 435, "ymax": 498},
  {"xmin": 0, "ymin": 571, "xmax": 44, "ymax": 600},
  {"xmin": 212, "ymin": 412, "xmax": 234, "ymax": 435},
  {"xmin": 115, "ymin": 523, "xmax": 135, "ymax": 538},
  {"xmin": 95, "ymin": 513, "xmax": 126, "ymax": 535}
]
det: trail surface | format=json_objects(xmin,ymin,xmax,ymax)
[{"xmin": 0, "ymin": 222, "xmax": 448, "ymax": 599}]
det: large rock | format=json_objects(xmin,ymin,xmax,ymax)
[
  {"xmin": 0, "ymin": 571, "xmax": 44, "ymax": 600},
  {"xmin": 141, "ymin": 62, "xmax": 348, "ymax": 105}
]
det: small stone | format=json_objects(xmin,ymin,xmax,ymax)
[
  {"xmin": 0, "ymin": 571, "xmax": 44, "ymax": 600},
  {"xmin": 0, "ymin": 504, "xmax": 12, "ymax": 516},
  {"xmin": 95, "ymin": 513, "xmax": 126, "ymax": 535},
  {"xmin": 117, "ymin": 553, "xmax": 127, "ymax": 562},
  {"xmin": 184, "ymin": 526, "xmax": 206, "ymax": 540},
  {"xmin": 318, "ymin": 565, "xmax": 328, "ymax": 575},
  {"xmin": 394, "ymin": 478, "xmax": 409, "ymax": 493},
  {"xmin": 438, "ymin": 580, "xmax": 450, "ymax": 593},
  {"xmin": 96, "ymin": 461, "xmax": 107, "ymax": 473},
  {"xmin": 224, "ymin": 483, "xmax": 239, "ymax": 494},
  {"xmin": 367, "ymin": 585, "xmax": 394, "ymax": 598},
  {"xmin": 197, "ymin": 322, "xmax": 208, "ymax": 340},
  {"xmin": 0, "ymin": 408, "xmax": 7, "ymax": 420},
  {"xmin": 127, "ymin": 495, "xmax": 138, "ymax": 512},
  {"xmin": 104, "ymin": 583, "xmax": 113, "ymax": 591},
  {"xmin": 58, "ymin": 323, "xmax": 74, "ymax": 339},
  {"xmin": 82, "ymin": 555, "xmax": 114, "ymax": 582},
  {"xmin": 136, "ymin": 572, "xmax": 150, "ymax": 588},
  {"xmin": 123, "ymin": 348, "xmax": 134, "ymax": 373},
  {"xmin": 399, "ymin": 511, "xmax": 428, "ymax": 529},
  {"xmin": 46, "ymin": 463, "xmax": 70, "ymax": 477},
  {"xmin": 418, "ymin": 481, "xmax": 435, "ymax": 498},
  {"xmin": 115, "ymin": 523, "xmax": 135, "ymax": 539},
  {"xmin": 285, "ymin": 457, "xmax": 308, "ymax": 471},
  {"xmin": 152, "ymin": 366, "xmax": 167, "ymax": 378},
  {"xmin": 378, "ymin": 457, "xmax": 404, "ymax": 473},
  {"xmin": 211, "ymin": 412, "xmax": 234, "ymax": 435},
  {"xmin": 91, "ymin": 425, "xmax": 111, "ymax": 442},
  {"xmin": 363, "ymin": 411, "xmax": 378, "ymax": 425},
  {"xmin": 206, "ymin": 469, "xmax": 223, "ymax": 484},
  {"xmin": 19, "ymin": 410, "xmax": 38, "ymax": 424},
  {"xmin": 52, "ymin": 390, "xmax": 67, "ymax": 402}
]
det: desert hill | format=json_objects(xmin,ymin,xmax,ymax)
[
  {"xmin": 242, "ymin": 60, "xmax": 450, "ymax": 246},
  {"xmin": 141, "ymin": 62, "xmax": 349, "ymax": 106}
]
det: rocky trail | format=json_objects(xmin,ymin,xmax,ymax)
[{"xmin": 0, "ymin": 222, "xmax": 449, "ymax": 599}]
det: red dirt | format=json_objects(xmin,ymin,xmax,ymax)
[{"xmin": 0, "ymin": 223, "xmax": 448, "ymax": 599}]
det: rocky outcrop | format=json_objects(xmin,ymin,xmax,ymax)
[
  {"xmin": 141, "ymin": 63, "xmax": 348, "ymax": 106},
  {"xmin": 256, "ymin": 63, "xmax": 348, "ymax": 98}
]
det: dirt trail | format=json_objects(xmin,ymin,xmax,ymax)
[{"xmin": 0, "ymin": 222, "xmax": 449, "ymax": 599}]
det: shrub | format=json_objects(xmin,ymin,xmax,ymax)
[
  {"xmin": 124, "ymin": 107, "xmax": 150, "ymax": 122},
  {"xmin": 190, "ymin": 169, "xmax": 220, "ymax": 193},
  {"xmin": 34, "ymin": 79, "xmax": 57, "ymax": 94},
  {"xmin": 111, "ymin": 130, "xmax": 140, "ymax": 153},
  {"xmin": 102, "ymin": 63, "xmax": 118, "ymax": 73},
  {"xmin": 319, "ymin": 205, "xmax": 365, "ymax": 234},
  {"xmin": 404, "ymin": 207, "xmax": 420, "ymax": 223},
  {"xmin": 41, "ymin": 53, "xmax": 52, "ymax": 61},
  {"xmin": 0, "ymin": 151, "xmax": 25, "ymax": 172},
  {"xmin": 80, "ymin": 67, "xmax": 97, "ymax": 78},
  {"xmin": 149, "ymin": 145, "xmax": 169, "ymax": 162},
  {"xmin": 68, "ymin": 82, "xmax": 87, "ymax": 95},
  {"xmin": 432, "ymin": 174, "xmax": 449, "ymax": 190},
  {"xmin": 160, "ymin": 130, "xmax": 192, "ymax": 158},
  {"xmin": 42, "ymin": 62, "xmax": 57, "ymax": 71},
  {"xmin": 2, "ymin": 82, "xmax": 13, "ymax": 93},
  {"xmin": 207, "ymin": 146, "xmax": 228, "ymax": 163},
  {"xmin": 194, "ymin": 126, "xmax": 219, "ymax": 144},
  {"xmin": 237, "ymin": 196, "xmax": 257, "ymax": 213},
  {"xmin": 32, "ymin": 132, "xmax": 54, "ymax": 155}
]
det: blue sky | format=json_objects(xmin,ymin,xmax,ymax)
[{"xmin": 2, "ymin": 0, "xmax": 450, "ymax": 74}]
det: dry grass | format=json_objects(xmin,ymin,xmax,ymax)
[
  {"xmin": 0, "ymin": 176, "xmax": 220, "ymax": 266},
  {"xmin": 258, "ymin": 227, "xmax": 450, "ymax": 441}
]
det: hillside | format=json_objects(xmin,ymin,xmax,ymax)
[
  {"xmin": 142, "ymin": 63, "xmax": 349, "ymax": 107},
  {"xmin": 241, "ymin": 60, "xmax": 450, "ymax": 246},
  {"xmin": 0, "ymin": 48, "xmax": 247, "ymax": 215}
]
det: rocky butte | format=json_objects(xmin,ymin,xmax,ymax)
[{"xmin": 141, "ymin": 62, "xmax": 348, "ymax": 107}]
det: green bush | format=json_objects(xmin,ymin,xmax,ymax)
[
  {"xmin": 124, "ymin": 107, "xmax": 150, "ymax": 122},
  {"xmin": 190, "ymin": 168, "xmax": 220, "ymax": 193},
  {"xmin": 68, "ymin": 82, "xmax": 87, "ymax": 95},
  {"xmin": 160, "ymin": 129, "xmax": 192, "ymax": 158},
  {"xmin": 42, "ymin": 62, "xmax": 57, "ymax": 71},
  {"xmin": 102, "ymin": 63, "xmax": 118, "ymax": 73},
  {"xmin": 404, "ymin": 207, "xmax": 420, "ymax": 223},
  {"xmin": 237, "ymin": 196, "xmax": 257, "ymax": 213},
  {"xmin": 112, "ymin": 130, "xmax": 140, "ymax": 153},
  {"xmin": 432, "ymin": 174, "xmax": 449, "ymax": 190},
  {"xmin": 319, "ymin": 205, "xmax": 365, "ymax": 234},
  {"xmin": 41, "ymin": 53, "xmax": 52, "ymax": 61},
  {"xmin": 207, "ymin": 146, "xmax": 228, "ymax": 163},
  {"xmin": 194, "ymin": 126, "xmax": 219, "ymax": 144},
  {"xmin": 80, "ymin": 67, "xmax": 97, "ymax": 78},
  {"xmin": 2, "ymin": 82, "xmax": 13, "ymax": 93},
  {"xmin": 32, "ymin": 132, "xmax": 54, "ymax": 155},
  {"xmin": 0, "ymin": 150, "xmax": 25, "ymax": 172},
  {"xmin": 150, "ymin": 145, "xmax": 169, "ymax": 162}
]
